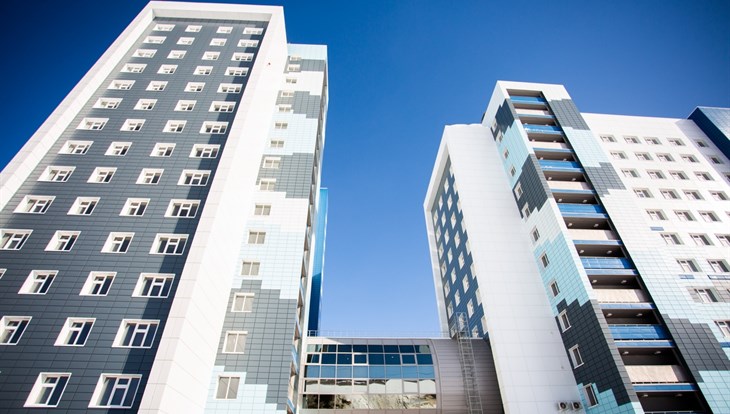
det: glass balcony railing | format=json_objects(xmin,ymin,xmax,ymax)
[
  {"xmin": 539, "ymin": 160, "xmax": 582, "ymax": 170},
  {"xmin": 610, "ymin": 325, "xmax": 669, "ymax": 340},
  {"xmin": 581, "ymin": 257, "xmax": 633, "ymax": 269},
  {"xmin": 558, "ymin": 203, "xmax": 606, "ymax": 216},
  {"xmin": 524, "ymin": 124, "xmax": 561, "ymax": 132},
  {"xmin": 510, "ymin": 96, "xmax": 546, "ymax": 104}
]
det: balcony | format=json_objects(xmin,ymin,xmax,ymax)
[
  {"xmin": 511, "ymin": 96, "xmax": 547, "ymax": 106},
  {"xmin": 568, "ymin": 228, "xmax": 619, "ymax": 242},
  {"xmin": 539, "ymin": 159, "xmax": 582, "ymax": 171},
  {"xmin": 595, "ymin": 289, "xmax": 649, "ymax": 303},
  {"xmin": 558, "ymin": 203, "xmax": 607, "ymax": 218},
  {"xmin": 610, "ymin": 325, "xmax": 669, "ymax": 340},
  {"xmin": 515, "ymin": 108, "xmax": 552, "ymax": 117},
  {"xmin": 530, "ymin": 141, "xmax": 570, "ymax": 150},
  {"xmin": 581, "ymin": 256, "xmax": 632, "ymax": 270},
  {"xmin": 627, "ymin": 365, "xmax": 690, "ymax": 384}
]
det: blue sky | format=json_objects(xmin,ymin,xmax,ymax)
[{"xmin": 1, "ymin": 0, "xmax": 729, "ymax": 334}]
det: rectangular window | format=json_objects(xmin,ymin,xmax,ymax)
[
  {"xmin": 269, "ymin": 139, "xmax": 284, "ymax": 148},
  {"xmin": 225, "ymin": 67, "xmax": 249, "ymax": 76},
  {"xmin": 133, "ymin": 273, "xmax": 175, "ymax": 298},
  {"xmin": 568, "ymin": 345, "xmax": 584, "ymax": 368},
  {"xmin": 248, "ymin": 231, "xmax": 266, "ymax": 245},
  {"xmin": 19, "ymin": 270, "xmax": 57, "ymax": 294},
  {"xmin": 238, "ymin": 39, "xmax": 259, "ymax": 48},
  {"xmin": 668, "ymin": 138, "xmax": 685, "ymax": 146},
  {"xmin": 202, "ymin": 51, "xmax": 220, "ymax": 60},
  {"xmin": 39, "ymin": 166, "xmax": 75, "ymax": 182},
  {"xmin": 55, "ymin": 318, "xmax": 94, "ymax": 346},
  {"xmin": 684, "ymin": 190, "xmax": 703, "ymax": 200},
  {"xmin": 68, "ymin": 197, "xmax": 99, "ymax": 215},
  {"xmin": 209, "ymin": 101, "xmax": 236, "ymax": 112},
  {"xmin": 624, "ymin": 136, "xmax": 639, "ymax": 144},
  {"xmin": 186, "ymin": 25, "xmax": 201, "ymax": 32},
  {"xmin": 24, "ymin": 373, "xmax": 70, "ymax": 407},
  {"xmin": 46, "ymin": 231, "xmax": 79, "ymax": 252},
  {"xmin": 15, "ymin": 195, "xmax": 54, "ymax": 214},
  {"xmin": 121, "ymin": 119, "xmax": 145, "ymax": 131},
  {"xmin": 675, "ymin": 210, "xmax": 695, "ymax": 221},
  {"xmin": 716, "ymin": 234, "xmax": 730, "ymax": 247},
  {"xmin": 717, "ymin": 321, "xmax": 730, "ymax": 338},
  {"xmin": 231, "ymin": 52, "xmax": 253, "ymax": 61},
  {"xmin": 77, "ymin": 117, "xmax": 108, "ymax": 130},
  {"xmin": 217, "ymin": 26, "xmax": 233, "ymax": 34},
  {"xmin": 634, "ymin": 189, "xmax": 652, "ymax": 198},
  {"xmin": 108, "ymin": 80, "xmax": 134, "ymax": 90},
  {"xmin": 114, "ymin": 320, "xmax": 159, "ymax": 348},
  {"xmin": 287, "ymin": 64, "xmax": 300, "ymax": 72},
  {"xmin": 174, "ymin": 100, "xmax": 196, "ymax": 111},
  {"xmin": 708, "ymin": 260, "xmax": 730, "ymax": 273},
  {"xmin": 88, "ymin": 167, "xmax": 116, "ymax": 183},
  {"xmin": 278, "ymin": 104, "xmax": 292, "ymax": 112},
  {"xmin": 106, "ymin": 142, "xmax": 131, "ymax": 156},
  {"xmin": 93, "ymin": 98, "xmax": 122, "ymax": 109},
  {"xmin": 121, "ymin": 198, "xmax": 149, "ymax": 216},
  {"xmin": 695, "ymin": 171, "xmax": 713, "ymax": 181},
  {"xmin": 1, "ymin": 229, "xmax": 32, "ymax": 250},
  {"xmin": 262, "ymin": 157, "xmax": 281, "ymax": 169},
  {"xmin": 661, "ymin": 233, "xmax": 682, "ymax": 245},
  {"xmin": 80, "ymin": 272, "xmax": 115, "ymax": 296},
  {"xmin": 611, "ymin": 151, "xmax": 627, "ymax": 160},
  {"xmin": 144, "ymin": 36, "xmax": 166, "ymax": 44},
  {"xmin": 660, "ymin": 189, "xmax": 679, "ymax": 200},
  {"xmin": 134, "ymin": 99, "xmax": 157, "ymax": 110},
  {"xmin": 583, "ymin": 384, "xmax": 599, "ymax": 407},
  {"xmin": 550, "ymin": 280, "xmax": 560, "ymax": 297},
  {"xmin": 558, "ymin": 310, "xmax": 571, "ymax": 332},
  {"xmin": 200, "ymin": 122, "xmax": 228, "ymax": 134},
  {"xmin": 710, "ymin": 156, "xmax": 724, "ymax": 164},
  {"xmin": 232, "ymin": 293, "xmax": 254, "ymax": 312},
  {"xmin": 677, "ymin": 259, "xmax": 699, "ymax": 273},
  {"xmin": 122, "ymin": 63, "xmax": 146, "ymax": 73},
  {"xmin": 147, "ymin": 81, "xmax": 168, "ymax": 91},
  {"xmin": 194, "ymin": 65, "xmax": 212, "ymax": 75},
  {"xmin": 216, "ymin": 376, "xmax": 240, "ymax": 400},
  {"xmin": 531, "ymin": 227, "xmax": 540, "ymax": 242},
  {"xmin": 137, "ymin": 168, "xmax": 163, "ymax": 185},
  {"xmin": 185, "ymin": 82, "xmax": 205, "ymax": 92},
  {"xmin": 646, "ymin": 210, "xmax": 666, "ymax": 221},
  {"xmin": 254, "ymin": 204, "xmax": 272, "ymax": 216},
  {"xmin": 274, "ymin": 122, "xmax": 288, "ymax": 130},
  {"xmin": 151, "ymin": 143, "xmax": 175, "ymax": 157},
  {"xmin": 647, "ymin": 170, "xmax": 665, "ymax": 179},
  {"xmin": 158, "ymin": 64, "xmax": 177, "ymax": 74},
  {"xmin": 151, "ymin": 234, "xmax": 188, "ymax": 255},
  {"xmin": 167, "ymin": 50, "xmax": 186, "ymax": 59},
  {"xmin": 153, "ymin": 24, "xmax": 174, "ymax": 31},
  {"xmin": 163, "ymin": 120, "xmax": 186, "ymax": 133},
  {"xmin": 670, "ymin": 170, "xmax": 688, "ymax": 180},
  {"xmin": 0, "ymin": 316, "xmax": 31, "ymax": 345},
  {"xmin": 90, "ymin": 374, "xmax": 141, "ymax": 408},
  {"xmin": 210, "ymin": 38, "xmax": 226, "ymax": 46},
  {"xmin": 223, "ymin": 331, "xmax": 248, "ymax": 354},
  {"xmin": 656, "ymin": 153, "xmax": 673, "ymax": 162},
  {"xmin": 681, "ymin": 154, "xmax": 698, "ymax": 163},
  {"xmin": 699, "ymin": 211, "xmax": 719, "ymax": 222},
  {"xmin": 243, "ymin": 27, "xmax": 264, "ymax": 35},
  {"xmin": 241, "ymin": 260, "xmax": 260, "ymax": 276},
  {"xmin": 690, "ymin": 234, "xmax": 711, "ymax": 246},
  {"xmin": 133, "ymin": 49, "xmax": 156, "ymax": 58},
  {"xmin": 101, "ymin": 232, "xmax": 134, "ymax": 254},
  {"xmin": 190, "ymin": 144, "xmax": 220, "ymax": 158},
  {"xmin": 540, "ymin": 253, "xmax": 550, "ymax": 268},
  {"xmin": 285, "ymin": 77, "xmax": 297, "ymax": 84},
  {"xmin": 694, "ymin": 288, "xmax": 717, "ymax": 303},
  {"xmin": 218, "ymin": 83, "xmax": 242, "ymax": 93},
  {"xmin": 258, "ymin": 178, "xmax": 276, "ymax": 191},
  {"xmin": 710, "ymin": 191, "xmax": 728, "ymax": 201},
  {"xmin": 165, "ymin": 200, "xmax": 200, "ymax": 218},
  {"xmin": 635, "ymin": 152, "xmax": 651, "ymax": 161},
  {"xmin": 621, "ymin": 169, "xmax": 638, "ymax": 178},
  {"xmin": 645, "ymin": 137, "xmax": 660, "ymax": 145},
  {"xmin": 179, "ymin": 170, "xmax": 210, "ymax": 186},
  {"xmin": 177, "ymin": 37, "xmax": 194, "ymax": 45}
]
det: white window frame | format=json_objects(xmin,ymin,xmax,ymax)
[
  {"xmin": 163, "ymin": 120, "xmax": 187, "ymax": 133},
  {"xmin": 185, "ymin": 82, "xmax": 205, "ymax": 92},
  {"xmin": 158, "ymin": 64, "xmax": 178, "ymax": 74},
  {"xmin": 151, "ymin": 143, "xmax": 175, "ymax": 157},
  {"xmin": 190, "ymin": 144, "xmax": 220, "ymax": 158},
  {"xmin": 248, "ymin": 231, "xmax": 266, "ymax": 245},
  {"xmin": 558, "ymin": 310, "xmax": 571, "ymax": 332},
  {"xmin": 232, "ymin": 293, "xmax": 255, "ymax": 313},
  {"xmin": 112, "ymin": 320, "xmax": 159, "ymax": 348},
  {"xmin": 568, "ymin": 345, "xmax": 584, "ymax": 368},
  {"xmin": 216, "ymin": 376, "xmax": 240, "ymax": 400},
  {"xmin": 153, "ymin": 23, "xmax": 174, "ymax": 31},
  {"xmin": 19, "ymin": 270, "xmax": 58, "ymax": 294},
  {"xmin": 237, "ymin": 39, "xmax": 259, "ymax": 48},
  {"xmin": 88, "ymin": 167, "xmax": 117, "ymax": 183},
  {"xmin": 105, "ymin": 142, "xmax": 132, "ymax": 156},
  {"xmin": 24, "ymin": 373, "xmax": 71, "ymax": 408},
  {"xmin": 202, "ymin": 51, "xmax": 220, "ymax": 60},
  {"xmin": 134, "ymin": 99, "xmax": 157, "ymax": 110},
  {"xmin": 121, "ymin": 119, "xmax": 145, "ymax": 132},
  {"xmin": 175, "ymin": 100, "xmax": 196, "ymax": 111},
  {"xmin": 186, "ymin": 25, "xmax": 201, "ymax": 32},
  {"xmin": 241, "ymin": 260, "xmax": 260, "ymax": 276},
  {"xmin": 101, "ymin": 232, "xmax": 134, "ymax": 254},
  {"xmin": 194, "ymin": 65, "xmax": 213, "ymax": 75},
  {"xmin": 258, "ymin": 178, "xmax": 276, "ymax": 191},
  {"xmin": 210, "ymin": 38, "xmax": 226, "ymax": 46},
  {"xmin": 177, "ymin": 37, "xmax": 195, "ymax": 45},
  {"xmin": 178, "ymin": 170, "xmax": 210, "ymax": 186},
  {"xmin": 209, "ymin": 101, "xmax": 236, "ymax": 112},
  {"xmin": 122, "ymin": 63, "xmax": 146, "ymax": 73},
  {"xmin": 144, "ymin": 36, "xmax": 166, "ymax": 44},
  {"xmin": 217, "ymin": 26, "xmax": 233, "ymax": 34},
  {"xmin": 0, "ymin": 316, "xmax": 31, "ymax": 345},
  {"xmin": 150, "ymin": 234, "xmax": 188, "ymax": 255},
  {"xmin": 165, "ymin": 199, "xmax": 200, "ymax": 218},
  {"xmin": 93, "ymin": 98, "xmax": 122, "ymax": 109},
  {"xmin": 55, "ymin": 318, "xmax": 95, "ymax": 347},
  {"xmin": 200, "ymin": 122, "xmax": 228, "ymax": 134},
  {"xmin": 269, "ymin": 139, "xmax": 284, "ymax": 148},
  {"xmin": 68, "ymin": 197, "xmax": 99, "ymax": 215},
  {"xmin": 80, "ymin": 272, "xmax": 116, "ymax": 296},
  {"xmin": 133, "ymin": 49, "xmax": 156, "ymax": 58},
  {"xmin": 225, "ymin": 67, "xmax": 249, "ymax": 76},
  {"xmin": 77, "ymin": 117, "xmax": 108, "ymax": 131},
  {"xmin": 45, "ymin": 231, "xmax": 79, "ymax": 252},
  {"xmin": 15, "ymin": 195, "xmax": 55, "ymax": 214},
  {"xmin": 167, "ymin": 50, "xmax": 186, "ymax": 59},
  {"xmin": 120, "ymin": 198, "xmax": 149, "ymax": 217},
  {"xmin": 223, "ymin": 331, "xmax": 248, "ymax": 354},
  {"xmin": 583, "ymin": 384, "xmax": 599, "ymax": 407},
  {"xmin": 231, "ymin": 52, "xmax": 253, "ymax": 62},
  {"xmin": 254, "ymin": 204, "xmax": 271, "ymax": 216},
  {"xmin": 89, "ymin": 374, "xmax": 142, "ymax": 409},
  {"xmin": 243, "ymin": 27, "xmax": 263, "ymax": 35},
  {"xmin": 137, "ymin": 168, "xmax": 163, "ymax": 185},
  {"xmin": 147, "ymin": 81, "xmax": 168, "ymax": 91},
  {"xmin": 132, "ymin": 273, "xmax": 175, "ymax": 298},
  {"xmin": 217, "ymin": 83, "xmax": 242, "ymax": 93},
  {"xmin": 39, "ymin": 166, "xmax": 75, "ymax": 182},
  {"xmin": 262, "ymin": 156, "xmax": 281, "ymax": 169},
  {"xmin": 108, "ymin": 80, "xmax": 134, "ymax": 90}
]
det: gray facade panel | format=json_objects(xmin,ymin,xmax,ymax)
[
  {"xmin": 548, "ymin": 99, "xmax": 591, "ymax": 131},
  {"xmin": 514, "ymin": 154, "xmax": 550, "ymax": 218},
  {"xmin": 257, "ymin": 153, "xmax": 315, "ymax": 199}
]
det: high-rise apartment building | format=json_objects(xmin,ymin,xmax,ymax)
[
  {"xmin": 0, "ymin": 2, "xmax": 327, "ymax": 413},
  {"xmin": 425, "ymin": 81, "xmax": 730, "ymax": 413}
]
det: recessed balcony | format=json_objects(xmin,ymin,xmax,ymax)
[
  {"xmin": 610, "ymin": 325, "xmax": 669, "ymax": 340},
  {"xmin": 626, "ymin": 365, "xmax": 690, "ymax": 384},
  {"xmin": 568, "ymin": 228, "xmax": 618, "ymax": 242},
  {"xmin": 594, "ymin": 288, "xmax": 649, "ymax": 303},
  {"xmin": 547, "ymin": 180, "xmax": 591, "ymax": 191},
  {"xmin": 535, "ymin": 148, "xmax": 575, "ymax": 161},
  {"xmin": 510, "ymin": 96, "xmax": 547, "ymax": 110},
  {"xmin": 530, "ymin": 141, "xmax": 570, "ymax": 150},
  {"xmin": 558, "ymin": 203, "xmax": 607, "ymax": 218},
  {"xmin": 581, "ymin": 256, "xmax": 633, "ymax": 270}
]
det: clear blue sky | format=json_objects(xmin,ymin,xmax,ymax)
[{"xmin": 1, "ymin": 0, "xmax": 729, "ymax": 334}]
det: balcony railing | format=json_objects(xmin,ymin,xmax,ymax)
[
  {"xmin": 558, "ymin": 203, "xmax": 606, "ymax": 217},
  {"xmin": 539, "ymin": 160, "xmax": 582, "ymax": 170},
  {"xmin": 548, "ymin": 181, "xmax": 593, "ymax": 191},
  {"xmin": 581, "ymin": 256, "xmax": 631, "ymax": 269},
  {"xmin": 511, "ymin": 96, "xmax": 546, "ymax": 104},
  {"xmin": 610, "ymin": 325, "xmax": 669, "ymax": 340},
  {"xmin": 568, "ymin": 228, "xmax": 619, "ymax": 242},
  {"xmin": 595, "ymin": 289, "xmax": 649, "ymax": 303},
  {"xmin": 626, "ymin": 365, "xmax": 690, "ymax": 384},
  {"xmin": 524, "ymin": 124, "xmax": 561, "ymax": 132},
  {"xmin": 530, "ymin": 141, "xmax": 570, "ymax": 150}
]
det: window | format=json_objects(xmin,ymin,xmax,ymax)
[
  {"xmin": 121, "ymin": 198, "xmax": 149, "ymax": 216},
  {"xmin": 621, "ymin": 169, "xmax": 639, "ymax": 178},
  {"xmin": 210, "ymin": 38, "xmax": 226, "ymax": 46},
  {"xmin": 285, "ymin": 77, "xmax": 297, "ymax": 84},
  {"xmin": 254, "ymin": 204, "xmax": 272, "ymax": 216},
  {"xmin": 624, "ymin": 136, "xmax": 639, "ymax": 144},
  {"xmin": 175, "ymin": 100, "xmax": 196, "ymax": 111},
  {"xmin": 121, "ymin": 119, "xmax": 145, "ymax": 131},
  {"xmin": 231, "ymin": 52, "xmax": 253, "ymax": 61},
  {"xmin": 166, "ymin": 200, "xmax": 200, "ymax": 218},
  {"xmin": 68, "ymin": 197, "xmax": 98, "ymax": 215},
  {"xmin": 522, "ymin": 203, "xmax": 531, "ymax": 218},
  {"xmin": 716, "ymin": 234, "xmax": 730, "ymax": 247},
  {"xmin": 185, "ymin": 82, "xmax": 205, "ymax": 92},
  {"xmin": 147, "ymin": 81, "xmax": 168, "ymax": 91},
  {"xmin": 695, "ymin": 140, "xmax": 708, "ymax": 147},
  {"xmin": 540, "ymin": 253, "xmax": 550, "ymax": 268},
  {"xmin": 225, "ymin": 67, "xmax": 249, "ymax": 76},
  {"xmin": 670, "ymin": 170, "xmax": 688, "ymax": 180},
  {"xmin": 690, "ymin": 234, "xmax": 711, "ymax": 246},
  {"xmin": 202, "ymin": 51, "xmax": 220, "ymax": 60},
  {"xmin": 635, "ymin": 152, "xmax": 651, "ymax": 161},
  {"xmin": 550, "ymin": 280, "xmax": 560, "ymax": 297},
  {"xmin": 278, "ymin": 104, "xmax": 292, "ymax": 113},
  {"xmin": 46, "ymin": 231, "xmax": 79, "ymax": 252},
  {"xmin": 56, "ymin": 318, "xmax": 94, "ymax": 346},
  {"xmin": 274, "ymin": 122, "xmax": 288, "ymax": 130},
  {"xmin": 248, "ymin": 231, "xmax": 266, "ymax": 245},
  {"xmin": 660, "ymin": 189, "xmax": 679, "ymax": 200},
  {"xmin": 287, "ymin": 64, "xmax": 300, "ymax": 72},
  {"xmin": 645, "ymin": 137, "xmax": 660, "ymax": 145},
  {"xmin": 217, "ymin": 26, "xmax": 233, "ymax": 34},
  {"xmin": 681, "ymin": 154, "xmax": 698, "ymax": 163},
  {"xmin": 558, "ymin": 310, "xmax": 571, "ymax": 332},
  {"xmin": 646, "ymin": 209, "xmax": 666, "ymax": 221},
  {"xmin": 177, "ymin": 37, "xmax": 195, "ymax": 45},
  {"xmin": 210, "ymin": 101, "xmax": 236, "ymax": 112},
  {"xmin": 190, "ymin": 144, "xmax": 220, "ymax": 159},
  {"xmin": 454, "ymin": 291, "xmax": 460, "ymax": 306},
  {"xmin": 531, "ymin": 227, "xmax": 540, "ymax": 242},
  {"xmin": 647, "ymin": 170, "xmax": 665, "ymax": 179},
  {"xmin": 216, "ymin": 376, "xmax": 240, "ymax": 400},
  {"xmin": 81, "ymin": 272, "xmax": 115, "ymax": 296},
  {"xmin": 201, "ymin": 122, "xmax": 228, "ymax": 134},
  {"xmin": 194, "ymin": 65, "xmax": 212, "ymax": 75},
  {"xmin": 661, "ymin": 233, "xmax": 682, "ymax": 245},
  {"xmin": 167, "ymin": 50, "xmax": 186, "ymax": 59},
  {"xmin": 133, "ymin": 273, "xmax": 174, "ymax": 298},
  {"xmin": 101, "ymin": 232, "xmax": 134, "ymax": 253},
  {"xmin": 108, "ymin": 80, "xmax": 134, "ymax": 90},
  {"xmin": 262, "ymin": 157, "xmax": 281, "ymax": 169},
  {"xmin": 151, "ymin": 234, "xmax": 188, "ymax": 255},
  {"xmin": 634, "ymin": 188, "xmax": 651, "ymax": 198},
  {"xmin": 122, "ymin": 63, "xmax": 146, "ymax": 73},
  {"xmin": 186, "ymin": 25, "xmax": 201, "ymax": 32},
  {"xmin": 90, "ymin": 374, "xmax": 141, "ymax": 408},
  {"xmin": 24, "ymin": 373, "xmax": 70, "ymax": 408},
  {"xmin": 133, "ymin": 49, "xmax": 156, "ymax": 58},
  {"xmin": 232, "ymin": 293, "xmax": 254, "ymax": 312},
  {"xmin": 243, "ymin": 27, "xmax": 264, "ymax": 35},
  {"xmin": 700, "ymin": 211, "xmax": 720, "ymax": 223},
  {"xmin": 77, "ymin": 117, "xmax": 108, "ymax": 130},
  {"xmin": 684, "ymin": 190, "xmax": 703, "ymax": 200},
  {"xmin": 716, "ymin": 321, "xmax": 730, "ymax": 338},
  {"xmin": 179, "ymin": 170, "xmax": 210, "ymax": 186},
  {"xmin": 611, "ymin": 151, "xmax": 627, "ymax": 160},
  {"xmin": 144, "ymin": 36, "xmax": 166, "ymax": 44},
  {"xmin": 134, "ymin": 99, "xmax": 157, "ymax": 110},
  {"xmin": 694, "ymin": 288, "xmax": 717, "ymax": 303},
  {"xmin": 241, "ymin": 260, "xmax": 260, "ymax": 276},
  {"xmin": 656, "ymin": 153, "xmax": 673, "ymax": 162},
  {"xmin": 668, "ymin": 138, "xmax": 685, "ymax": 146},
  {"xmin": 675, "ymin": 210, "xmax": 695, "ymax": 221},
  {"xmin": 710, "ymin": 156, "xmax": 724, "ymax": 165},
  {"xmin": 15, "ymin": 195, "xmax": 54, "ymax": 214},
  {"xmin": 137, "ymin": 168, "xmax": 163, "ymax": 185},
  {"xmin": 258, "ymin": 178, "xmax": 276, "ymax": 191},
  {"xmin": 695, "ymin": 171, "xmax": 713, "ymax": 181},
  {"xmin": 514, "ymin": 183, "xmax": 523, "ymax": 198},
  {"xmin": 88, "ymin": 167, "xmax": 116, "ymax": 183},
  {"xmin": 238, "ymin": 39, "xmax": 259, "ymax": 47},
  {"xmin": 218, "ymin": 83, "xmax": 242, "ymax": 93},
  {"xmin": 583, "ymin": 384, "xmax": 599, "ymax": 407},
  {"xmin": 37, "ymin": 163, "xmax": 70, "ymax": 184},
  {"xmin": 711, "ymin": 191, "xmax": 729, "ymax": 201},
  {"xmin": 153, "ymin": 23, "xmax": 174, "ymax": 31},
  {"xmin": 467, "ymin": 300, "xmax": 475, "ymax": 317},
  {"xmin": 0, "ymin": 316, "xmax": 31, "ymax": 345},
  {"xmin": 600, "ymin": 135, "xmax": 616, "ymax": 143},
  {"xmin": 94, "ymin": 97, "xmax": 122, "ymax": 109},
  {"xmin": 163, "ymin": 120, "xmax": 186, "ymax": 133},
  {"xmin": 708, "ymin": 260, "xmax": 730, "ymax": 273},
  {"xmin": 1, "ymin": 229, "xmax": 31, "ymax": 250},
  {"xmin": 106, "ymin": 142, "xmax": 131, "ymax": 156},
  {"xmin": 270, "ymin": 139, "xmax": 284, "ymax": 148},
  {"xmin": 223, "ymin": 331, "xmax": 248, "ymax": 354},
  {"xmin": 677, "ymin": 259, "xmax": 699, "ymax": 272},
  {"xmin": 568, "ymin": 345, "xmax": 584, "ymax": 368},
  {"xmin": 114, "ymin": 320, "xmax": 159, "ymax": 348},
  {"xmin": 20, "ymin": 270, "xmax": 57, "ymax": 294}
]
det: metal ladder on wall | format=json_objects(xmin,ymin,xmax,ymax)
[{"xmin": 454, "ymin": 312, "xmax": 483, "ymax": 414}]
